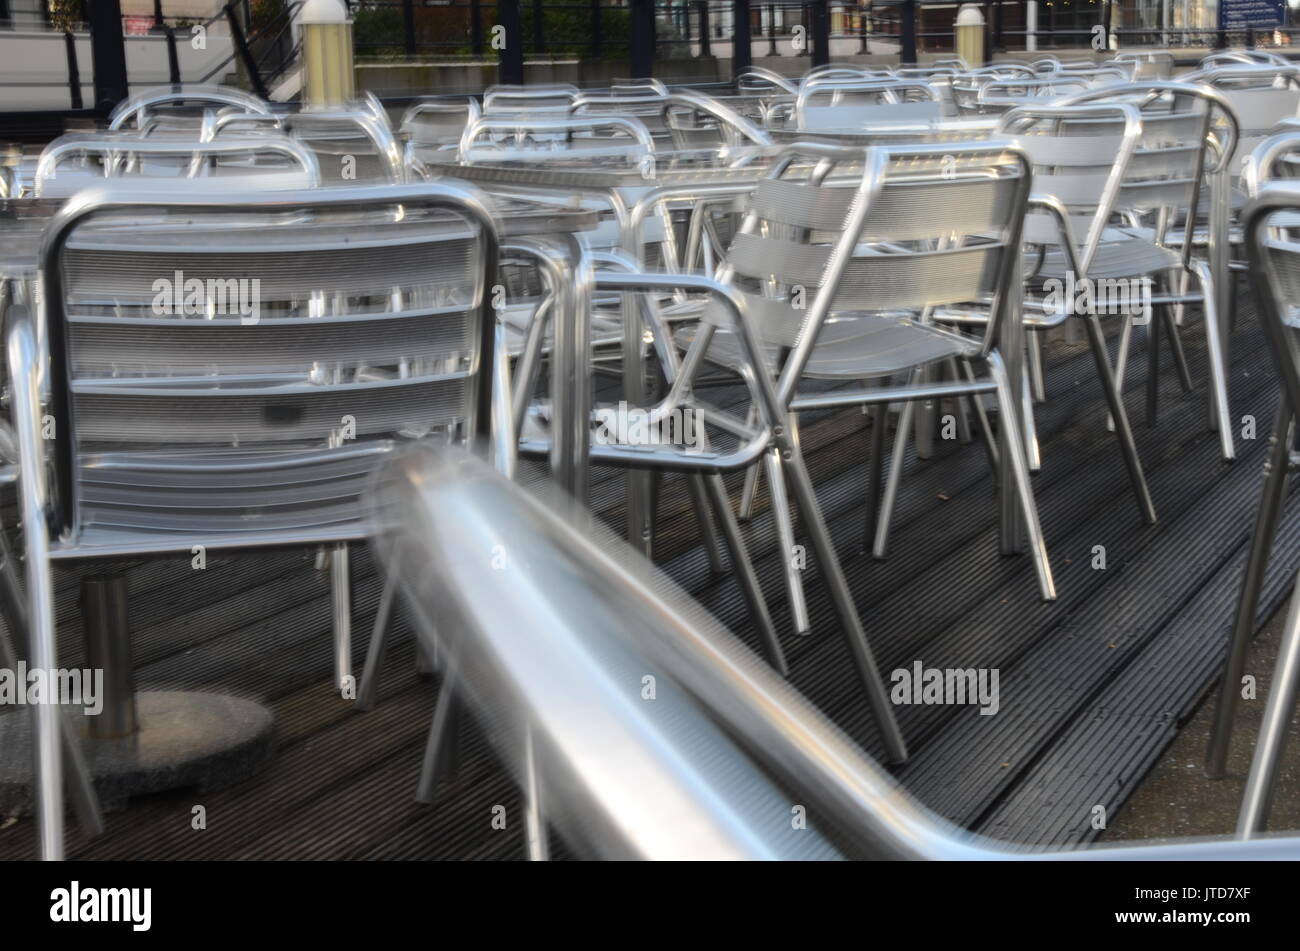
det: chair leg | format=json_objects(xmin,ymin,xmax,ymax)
[
  {"xmin": 1236, "ymin": 565, "xmax": 1300, "ymax": 836},
  {"xmin": 686, "ymin": 474, "xmax": 727, "ymax": 574},
  {"xmin": 330, "ymin": 542, "xmax": 353, "ymax": 692},
  {"xmin": 522, "ymin": 726, "xmax": 549, "ymax": 861},
  {"xmin": 1162, "ymin": 306, "xmax": 1194, "ymax": 393},
  {"xmin": 1192, "ymin": 260, "xmax": 1236, "ymax": 462},
  {"xmin": 863, "ymin": 401, "xmax": 890, "ymax": 552},
  {"xmin": 776, "ymin": 439, "xmax": 909, "ymax": 764},
  {"xmin": 0, "ymin": 532, "xmax": 102, "ymax": 837},
  {"xmin": 1207, "ymin": 403, "xmax": 1292, "ymax": 778},
  {"xmin": 1107, "ymin": 314, "xmax": 1134, "ymax": 433},
  {"xmin": 703, "ymin": 472, "xmax": 787, "ymax": 675},
  {"xmin": 945, "ymin": 360, "xmax": 973, "ymax": 444},
  {"xmin": 960, "ymin": 359, "xmax": 999, "ymax": 475},
  {"xmin": 988, "ymin": 352, "xmax": 1057, "ymax": 601},
  {"xmin": 873, "ymin": 393, "xmax": 916, "ymax": 560},
  {"xmin": 1027, "ymin": 329, "xmax": 1047, "ymax": 403},
  {"xmin": 738, "ymin": 461, "xmax": 762, "ymax": 521},
  {"xmin": 357, "ymin": 567, "xmax": 400, "ymax": 712},
  {"xmin": 1146, "ymin": 299, "xmax": 1161, "ymax": 427},
  {"xmin": 765, "ymin": 447, "xmax": 810, "ymax": 636},
  {"xmin": 1083, "ymin": 312, "xmax": 1157, "ymax": 525},
  {"xmin": 1022, "ymin": 368, "xmax": 1041, "ymax": 473},
  {"xmin": 415, "ymin": 675, "xmax": 462, "ymax": 804}
]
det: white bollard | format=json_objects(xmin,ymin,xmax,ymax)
[
  {"xmin": 956, "ymin": 5, "xmax": 985, "ymax": 69},
  {"xmin": 301, "ymin": 0, "xmax": 355, "ymax": 108}
]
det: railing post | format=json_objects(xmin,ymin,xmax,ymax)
[
  {"xmin": 402, "ymin": 0, "xmax": 416, "ymax": 59},
  {"xmin": 471, "ymin": 0, "xmax": 484, "ymax": 56},
  {"xmin": 993, "ymin": 0, "xmax": 1003, "ymax": 51},
  {"xmin": 499, "ymin": 0, "xmax": 524, "ymax": 84},
  {"xmin": 165, "ymin": 26, "xmax": 180, "ymax": 84},
  {"xmin": 768, "ymin": 4, "xmax": 778, "ymax": 55},
  {"xmin": 226, "ymin": 1, "xmax": 269, "ymax": 99},
  {"xmin": 63, "ymin": 30, "xmax": 82, "ymax": 110},
  {"xmin": 733, "ymin": 0, "xmax": 753, "ymax": 74},
  {"xmin": 631, "ymin": 0, "xmax": 654, "ymax": 78},
  {"xmin": 87, "ymin": 0, "xmax": 128, "ymax": 115},
  {"xmin": 900, "ymin": 0, "xmax": 917, "ymax": 64},
  {"xmin": 860, "ymin": 4, "xmax": 869, "ymax": 52},
  {"xmin": 532, "ymin": 0, "xmax": 545, "ymax": 55},
  {"xmin": 812, "ymin": 0, "xmax": 829, "ymax": 66},
  {"xmin": 591, "ymin": 0, "xmax": 603, "ymax": 58},
  {"xmin": 698, "ymin": 0, "xmax": 711, "ymax": 56}
]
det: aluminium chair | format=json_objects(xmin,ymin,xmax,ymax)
[
  {"xmin": 1058, "ymin": 81, "xmax": 1241, "ymax": 462},
  {"xmin": 1212, "ymin": 180, "xmax": 1300, "ymax": 834},
  {"xmin": 8, "ymin": 181, "xmax": 501, "ymax": 859},
  {"xmin": 660, "ymin": 142, "xmax": 1056, "ymax": 643}
]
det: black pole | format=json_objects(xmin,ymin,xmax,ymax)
[
  {"xmin": 88, "ymin": 0, "xmax": 128, "ymax": 115},
  {"xmin": 225, "ymin": 3, "xmax": 268, "ymax": 99},
  {"xmin": 402, "ymin": 0, "xmax": 417, "ymax": 59},
  {"xmin": 734, "ymin": 0, "xmax": 753, "ymax": 74},
  {"xmin": 498, "ymin": 0, "xmax": 524, "ymax": 85},
  {"xmin": 900, "ymin": 0, "xmax": 917, "ymax": 63},
  {"xmin": 811, "ymin": 0, "xmax": 829, "ymax": 66},
  {"xmin": 993, "ymin": 0, "xmax": 1003, "ymax": 52},
  {"xmin": 860, "ymin": 3, "xmax": 869, "ymax": 53},
  {"xmin": 631, "ymin": 0, "xmax": 654, "ymax": 78},
  {"xmin": 698, "ymin": 0, "xmax": 711, "ymax": 56},
  {"xmin": 532, "ymin": 0, "xmax": 545, "ymax": 54},
  {"xmin": 471, "ymin": 0, "xmax": 484, "ymax": 55},
  {"xmin": 591, "ymin": 0, "xmax": 603, "ymax": 58},
  {"xmin": 64, "ymin": 30, "xmax": 82, "ymax": 110},
  {"xmin": 165, "ymin": 26, "xmax": 180, "ymax": 84}
]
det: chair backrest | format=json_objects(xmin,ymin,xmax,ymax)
[
  {"xmin": 1201, "ymin": 49, "xmax": 1291, "ymax": 70},
  {"xmin": 34, "ymin": 133, "xmax": 321, "ymax": 198},
  {"xmin": 998, "ymin": 103, "xmax": 1143, "ymax": 272},
  {"xmin": 796, "ymin": 80, "xmax": 942, "ymax": 130},
  {"xmin": 35, "ymin": 182, "xmax": 500, "ymax": 546},
  {"xmin": 1242, "ymin": 181, "xmax": 1300, "ymax": 419},
  {"xmin": 1184, "ymin": 66, "xmax": 1300, "ymax": 168},
  {"xmin": 107, "ymin": 84, "xmax": 270, "ymax": 131},
  {"xmin": 457, "ymin": 114, "xmax": 656, "ymax": 168},
  {"xmin": 1244, "ymin": 128, "xmax": 1300, "ymax": 195},
  {"xmin": 977, "ymin": 76, "xmax": 1090, "ymax": 113},
  {"xmin": 279, "ymin": 108, "xmax": 406, "ymax": 184},
  {"xmin": 401, "ymin": 97, "xmax": 482, "ymax": 151},
  {"xmin": 708, "ymin": 140, "xmax": 1031, "ymax": 397},
  {"xmin": 1113, "ymin": 51, "xmax": 1175, "ymax": 80},
  {"xmin": 736, "ymin": 67, "xmax": 799, "ymax": 96},
  {"xmin": 483, "ymin": 84, "xmax": 579, "ymax": 115}
]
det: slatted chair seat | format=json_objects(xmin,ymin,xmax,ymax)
[
  {"xmin": 676, "ymin": 310, "xmax": 981, "ymax": 379},
  {"xmin": 1039, "ymin": 236, "xmax": 1182, "ymax": 279}
]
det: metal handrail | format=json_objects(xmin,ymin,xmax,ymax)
[{"xmin": 373, "ymin": 445, "xmax": 1300, "ymax": 861}]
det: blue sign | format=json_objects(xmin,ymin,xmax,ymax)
[{"xmin": 1219, "ymin": 0, "xmax": 1286, "ymax": 29}]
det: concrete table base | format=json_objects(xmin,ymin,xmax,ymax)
[{"xmin": 0, "ymin": 691, "xmax": 275, "ymax": 815}]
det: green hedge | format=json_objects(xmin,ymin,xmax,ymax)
[{"xmin": 352, "ymin": 3, "xmax": 632, "ymax": 60}]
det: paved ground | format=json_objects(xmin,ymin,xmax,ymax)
[{"xmin": 1106, "ymin": 601, "xmax": 1300, "ymax": 841}]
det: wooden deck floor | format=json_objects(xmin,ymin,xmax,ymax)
[{"xmin": 0, "ymin": 292, "xmax": 1295, "ymax": 859}]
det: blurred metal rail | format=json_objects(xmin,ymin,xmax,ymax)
[{"xmin": 375, "ymin": 446, "xmax": 1300, "ymax": 861}]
